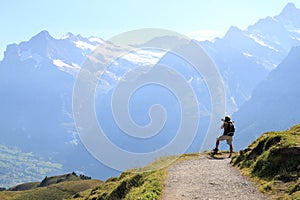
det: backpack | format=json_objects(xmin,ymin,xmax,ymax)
[{"xmin": 226, "ymin": 121, "xmax": 235, "ymax": 136}]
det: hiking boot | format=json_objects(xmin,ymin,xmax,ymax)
[{"xmin": 212, "ymin": 148, "xmax": 218, "ymax": 154}]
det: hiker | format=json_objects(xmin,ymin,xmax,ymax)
[{"xmin": 212, "ymin": 116, "xmax": 235, "ymax": 157}]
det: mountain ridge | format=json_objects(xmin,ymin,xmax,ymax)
[
  {"xmin": 201, "ymin": 2, "xmax": 300, "ymax": 111},
  {"xmin": 233, "ymin": 45, "xmax": 300, "ymax": 149}
]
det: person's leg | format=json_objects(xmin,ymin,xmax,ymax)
[
  {"xmin": 213, "ymin": 139, "xmax": 220, "ymax": 153},
  {"xmin": 229, "ymin": 144, "xmax": 233, "ymax": 158},
  {"xmin": 215, "ymin": 139, "xmax": 220, "ymax": 149},
  {"xmin": 226, "ymin": 136, "xmax": 233, "ymax": 157},
  {"xmin": 214, "ymin": 136, "xmax": 225, "ymax": 153}
]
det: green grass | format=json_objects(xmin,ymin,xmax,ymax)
[
  {"xmin": 0, "ymin": 153, "xmax": 201, "ymax": 200},
  {"xmin": 0, "ymin": 172, "xmax": 101, "ymax": 200},
  {"xmin": 0, "ymin": 179, "xmax": 102, "ymax": 200},
  {"xmin": 69, "ymin": 153, "xmax": 201, "ymax": 200},
  {"xmin": 8, "ymin": 172, "xmax": 92, "ymax": 191},
  {"xmin": 231, "ymin": 124, "xmax": 300, "ymax": 199}
]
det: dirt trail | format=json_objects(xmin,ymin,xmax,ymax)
[{"xmin": 161, "ymin": 156, "xmax": 268, "ymax": 200}]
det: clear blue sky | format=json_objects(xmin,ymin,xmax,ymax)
[{"xmin": 1, "ymin": 0, "xmax": 300, "ymax": 60}]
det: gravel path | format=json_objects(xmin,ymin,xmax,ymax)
[{"xmin": 161, "ymin": 156, "xmax": 268, "ymax": 200}]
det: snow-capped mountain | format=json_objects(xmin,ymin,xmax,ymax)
[
  {"xmin": 200, "ymin": 2, "xmax": 300, "ymax": 112},
  {"xmin": 0, "ymin": 31, "xmax": 115, "ymax": 185},
  {"xmin": 2, "ymin": 31, "xmax": 104, "ymax": 76},
  {"xmin": 0, "ymin": 29, "xmax": 172, "ymax": 187}
]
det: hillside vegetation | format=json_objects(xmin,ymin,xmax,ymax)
[
  {"xmin": 0, "ymin": 172, "xmax": 101, "ymax": 200},
  {"xmin": 8, "ymin": 172, "xmax": 92, "ymax": 191},
  {"xmin": 232, "ymin": 124, "xmax": 300, "ymax": 199},
  {"xmin": 66, "ymin": 156, "xmax": 185, "ymax": 200},
  {"xmin": 0, "ymin": 144, "xmax": 62, "ymax": 188}
]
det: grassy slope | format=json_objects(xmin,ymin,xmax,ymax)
[
  {"xmin": 68, "ymin": 153, "xmax": 200, "ymax": 200},
  {"xmin": 0, "ymin": 179, "xmax": 102, "ymax": 200},
  {"xmin": 0, "ymin": 154, "xmax": 199, "ymax": 200},
  {"xmin": 8, "ymin": 172, "xmax": 87, "ymax": 191},
  {"xmin": 231, "ymin": 124, "xmax": 300, "ymax": 199},
  {"xmin": 0, "ymin": 173, "xmax": 102, "ymax": 200}
]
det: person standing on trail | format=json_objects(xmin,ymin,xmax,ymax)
[{"xmin": 212, "ymin": 116, "xmax": 235, "ymax": 157}]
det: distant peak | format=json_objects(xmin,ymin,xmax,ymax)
[
  {"xmin": 61, "ymin": 32, "xmax": 75, "ymax": 40},
  {"xmin": 67, "ymin": 32, "xmax": 74, "ymax": 36},
  {"xmin": 30, "ymin": 30, "xmax": 53, "ymax": 41},
  {"xmin": 282, "ymin": 2, "xmax": 297, "ymax": 12},
  {"xmin": 38, "ymin": 30, "xmax": 50, "ymax": 37},
  {"xmin": 228, "ymin": 26, "xmax": 241, "ymax": 32},
  {"xmin": 223, "ymin": 26, "xmax": 243, "ymax": 39},
  {"xmin": 61, "ymin": 32, "xmax": 83, "ymax": 41},
  {"xmin": 275, "ymin": 2, "xmax": 300, "ymax": 28},
  {"xmin": 278, "ymin": 2, "xmax": 300, "ymax": 16}
]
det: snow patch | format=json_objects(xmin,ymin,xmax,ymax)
[
  {"xmin": 243, "ymin": 52, "xmax": 253, "ymax": 57},
  {"xmin": 123, "ymin": 50, "xmax": 165, "ymax": 65},
  {"xmin": 290, "ymin": 35, "xmax": 300, "ymax": 42},
  {"xmin": 230, "ymin": 96, "xmax": 237, "ymax": 107},
  {"xmin": 95, "ymin": 49, "xmax": 166, "ymax": 93},
  {"xmin": 249, "ymin": 34, "xmax": 279, "ymax": 52},
  {"xmin": 88, "ymin": 37, "xmax": 104, "ymax": 44},
  {"xmin": 289, "ymin": 29, "xmax": 300, "ymax": 34},
  {"xmin": 53, "ymin": 59, "xmax": 80, "ymax": 75},
  {"xmin": 74, "ymin": 40, "xmax": 97, "ymax": 51}
]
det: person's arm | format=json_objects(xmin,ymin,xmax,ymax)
[
  {"xmin": 221, "ymin": 122, "xmax": 228, "ymax": 135},
  {"xmin": 221, "ymin": 122, "xmax": 225, "ymax": 129}
]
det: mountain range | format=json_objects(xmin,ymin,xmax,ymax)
[
  {"xmin": 0, "ymin": 2, "xmax": 300, "ymax": 187},
  {"xmin": 201, "ymin": 2, "xmax": 300, "ymax": 112},
  {"xmin": 233, "ymin": 45, "xmax": 300, "ymax": 149}
]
